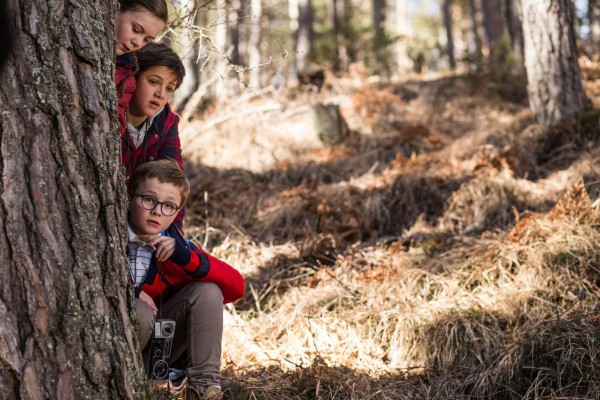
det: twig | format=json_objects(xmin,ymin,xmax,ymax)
[{"xmin": 199, "ymin": 103, "xmax": 283, "ymax": 130}]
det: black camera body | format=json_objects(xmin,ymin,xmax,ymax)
[{"xmin": 147, "ymin": 318, "xmax": 176, "ymax": 380}]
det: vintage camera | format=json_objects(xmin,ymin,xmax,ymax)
[{"xmin": 147, "ymin": 319, "xmax": 176, "ymax": 380}]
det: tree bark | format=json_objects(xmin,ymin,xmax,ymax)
[
  {"xmin": 443, "ymin": 0, "xmax": 456, "ymax": 70},
  {"xmin": 0, "ymin": 1, "xmax": 147, "ymax": 399},
  {"xmin": 521, "ymin": 0, "xmax": 587, "ymax": 128}
]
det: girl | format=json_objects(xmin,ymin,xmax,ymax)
[
  {"xmin": 115, "ymin": 0, "xmax": 169, "ymax": 148},
  {"xmin": 116, "ymin": 0, "xmax": 168, "ymax": 56}
]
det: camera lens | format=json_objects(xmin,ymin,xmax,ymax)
[
  {"xmin": 163, "ymin": 323, "xmax": 174, "ymax": 336},
  {"xmin": 153, "ymin": 360, "xmax": 169, "ymax": 380}
]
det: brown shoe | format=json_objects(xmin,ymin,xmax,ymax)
[{"xmin": 185, "ymin": 384, "xmax": 223, "ymax": 400}]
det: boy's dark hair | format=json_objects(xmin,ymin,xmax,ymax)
[
  {"xmin": 119, "ymin": 0, "xmax": 169, "ymax": 24},
  {"xmin": 128, "ymin": 160, "xmax": 190, "ymax": 206},
  {"xmin": 135, "ymin": 42, "xmax": 186, "ymax": 88}
]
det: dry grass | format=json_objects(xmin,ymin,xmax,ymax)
[{"xmin": 171, "ymin": 61, "xmax": 600, "ymax": 399}]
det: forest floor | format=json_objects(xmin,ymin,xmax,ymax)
[{"xmin": 160, "ymin": 58, "xmax": 600, "ymax": 399}]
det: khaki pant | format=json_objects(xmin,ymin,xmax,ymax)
[{"xmin": 136, "ymin": 281, "xmax": 224, "ymax": 387}]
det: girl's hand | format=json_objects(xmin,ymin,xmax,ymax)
[
  {"xmin": 139, "ymin": 291, "xmax": 157, "ymax": 316},
  {"xmin": 151, "ymin": 236, "xmax": 176, "ymax": 262}
]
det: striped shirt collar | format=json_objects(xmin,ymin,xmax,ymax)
[
  {"xmin": 126, "ymin": 107, "xmax": 164, "ymax": 148},
  {"xmin": 127, "ymin": 225, "xmax": 161, "ymax": 247}
]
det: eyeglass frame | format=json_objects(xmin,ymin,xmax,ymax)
[{"xmin": 132, "ymin": 193, "xmax": 181, "ymax": 216}]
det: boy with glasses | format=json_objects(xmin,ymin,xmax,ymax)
[{"xmin": 127, "ymin": 160, "xmax": 245, "ymax": 400}]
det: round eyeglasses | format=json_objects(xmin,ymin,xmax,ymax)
[{"xmin": 134, "ymin": 194, "xmax": 181, "ymax": 216}]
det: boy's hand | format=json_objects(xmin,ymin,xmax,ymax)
[
  {"xmin": 151, "ymin": 236, "xmax": 176, "ymax": 262},
  {"xmin": 139, "ymin": 291, "xmax": 157, "ymax": 316}
]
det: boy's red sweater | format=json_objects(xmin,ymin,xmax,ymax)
[{"xmin": 134, "ymin": 224, "xmax": 245, "ymax": 305}]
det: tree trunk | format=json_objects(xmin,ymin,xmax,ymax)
[
  {"xmin": 481, "ymin": 0, "xmax": 505, "ymax": 59},
  {"xmin": 213, "ymin": 0, "xmax": 229, "ymax": 97},
  {"xmin": 504, "ymin": 0, "xmax": 524, "ymax": 67},
  {"xmin": 229, "ymin": 0, "xmax": 242, "ymax": 66},
  {"xmin": 589, "ymin": 0, "xmax": 600, "ymax": 54},
  {"xmin": 297, "ymin": 0, "xmax": 314, "ymax": 72},
  {"xmin": 248, "ymin": 0, "xmax": 262, "ymax": 88},
  {"xmin": 373, "ymin": 0, "xmax": 386, "ymax": 69},
  {"xmin": 521, "ymin": 0, "xmax": 587, "ymax": 128},
  {"xmin": 467, "ymin": 0, "xmax": 484, "ymax": 71},
  {"xmin": 443, "ymin": 0, "xmax": 456, "ymax": 69},
  {"xmin": 331, "ymin": 0, "xmax": 342, "ymax": 71},
  {"xmin": 172, "ymin": 0, "xmax": 199, "ymax": 110},
  {"xmin": 0, "ymin": 1, "xmax": 147, "ymax": 399},
  {"xmin": 373, "ymin": 0, "xmax": 386, "ymax": 42},
  {"xmin": 392, "ymin": 0, "xmax": 412, "ymax": 71}
]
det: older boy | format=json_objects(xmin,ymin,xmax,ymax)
[
  {"xmin": 121, "ymin": 42, "xmax": 187, "ymax": 230},
  {"xmin": 127, "ymin": 160, "xmax": 245, "ymax": 400},
  {"xmin": 121, "ymin": 42, "xmax": 186, "ymax": 177}
]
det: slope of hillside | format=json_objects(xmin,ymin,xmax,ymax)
[{"xmin": 172, "ymin": 62, "xmax": 600, "ymax": 399}]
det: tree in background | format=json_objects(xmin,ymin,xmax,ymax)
[
  {"xmin": 589, "ymin": 0, "xmax": 600, "ymax": 57},
  {"xmin": 466, "ymin": 0, "xmax": 484, "ymax": 71},
  {"xmin": 0, "ymin": 1, "xmax": 146, "ymax": 398},
  {"xmin": 331, "ymin": 0, "xmax": 349, "ymax": 71},
  {"xmin": 373, "ymin": 0, "xmax": 386, "ymax": 50},
  {"xmin": 248, "ymin": 0, "xmax": 262, "ymax": 87},
  {"xmin": 442, "ymin": 0, "xmax": 456, "ymax": 70},
  {"xmin": 504, "ymin": 0, "xmax": 524, "ymax": 68},
  {"xmin": 521, "ymin": 0, "xmax": 588, "ymax": 128},
  {"xmin": 392, "ymin": 0, "xmax": 412, "ymax": 71},
  {"xmin": 229, "ymin": 0, "xmax": 244, "ymax": 66},
  {"xmin": 172, "ymin": 0, "xmax": 200, "ymax": 110},
  {"xmin": 480, "ymin": 0, "xmax": 505, "ymax": 62},
  {"xmin": 296, "ymin": 0, "xmax": 315, "ymax": 72}
]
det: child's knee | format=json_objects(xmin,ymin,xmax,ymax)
[
  {"xmin": 190, "ymin": 281, "xmax": 224, "ymax": 306},
  {"xmin": 135, "ymin": 299, "xmax": 156, "ymax": 347}
]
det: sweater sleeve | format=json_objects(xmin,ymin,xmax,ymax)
[{"xmin": 167, "ymin": 240, "xmax": 245, "ymax": 304}]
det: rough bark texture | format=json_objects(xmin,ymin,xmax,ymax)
[
  {"xmin": 521, "ymin": 0, "xmax": 587, "ymax": 128},
  {"xmin": 0, "ymin": 1, "xmax": 147, "ymax": 399}
]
